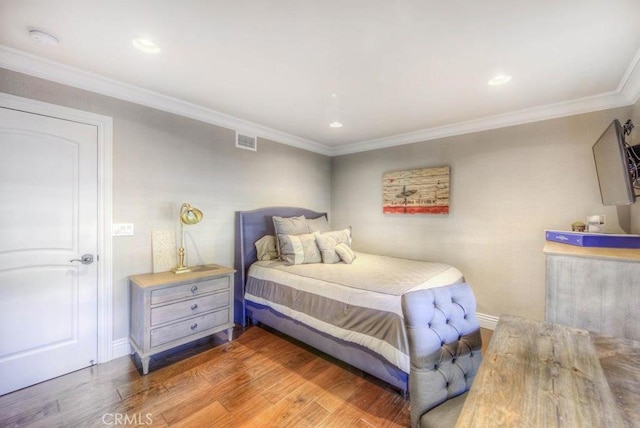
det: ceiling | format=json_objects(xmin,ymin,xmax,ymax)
[{"xmin": 1, "ymin": 0, "xmax": 640, "ymax": 156}]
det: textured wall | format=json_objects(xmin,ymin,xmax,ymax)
[
  {"xmin": 0, "ymin": 68, "xmax": 332, "ymax": 340},
  {"xmin": 2, "ymin": 65, "xmax": 637, "ymax": 340},
  {"xmin": 331, "ymin": 107, "xmax": 634, "ymax": 321}
]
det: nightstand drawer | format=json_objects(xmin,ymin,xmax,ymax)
[
  {"xmin": 150, "ymin": 308, "xmax": 230, "ymax": 348},
  {"xmin": 151, "ymin": 291, "xmax": 229, "ymax": 326},
  {"xmin": 150, "ymin": 277, "xmax": 229, "ymax": 305}
]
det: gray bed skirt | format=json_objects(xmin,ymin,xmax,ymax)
[{"xmin": 246, "ymin": 300, "xmax": 409, "ymax": 393}]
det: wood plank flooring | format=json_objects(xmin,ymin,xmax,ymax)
[{"xmin": 0, "ymin": 326, "xmax": 493, "ymax": 428}]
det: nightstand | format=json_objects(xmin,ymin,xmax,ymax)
[{"xmin": 128, "ymin": 264, "xmax": 235, "ymax": 374}]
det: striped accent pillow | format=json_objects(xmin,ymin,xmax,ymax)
[{"xmin": 278, "ymin": 233, "xmax": 322, "ymax": 265}]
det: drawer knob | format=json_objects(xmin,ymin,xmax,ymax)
[
  {"xmin": 190, "ymin": 285, "xmax": 198, "ymax": 293},
  {"xmin": 190, "ymin": 303, "xmax": 198, "ymax": 310},
  {"xmin": 190, "ymin": 323, "xmax": 198, "ymax": 330}
]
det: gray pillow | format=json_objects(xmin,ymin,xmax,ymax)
[
  {"xmin": 273, "ymin": 215, "xmax": 308, "ymax": 235},
  {"xmin": 278, "ymin": 233, "xmax": 322, "ymax": 265},
  {"xmin": 315, "ymin": 229, "xmax": 352, "ymax": 264},
  {"xmin": 307, "ymin": 215, "xmax": 331, "ymax": 233},
  {"xmin": 273, "ymin": 215, "xmax": 308, "ymax": 259}
]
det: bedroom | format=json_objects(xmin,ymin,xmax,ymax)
[{"xmin": 1, "ymin": 1, "xmax": 640, "ymax": 426}]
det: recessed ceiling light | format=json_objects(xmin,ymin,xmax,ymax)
[
  {"xmin": 329, "ymin": 121, "xmax": 343, "ymax": 128},
  {"xmin": 488, "ymin": 74, "xmax": 512, "ymax": 86},
  {"xmin": 28, "ymin": 29, "xmax": 58, "ymax": 46},
  {"xmin": 132, "ymin": 37, "xmax": 161, "ymax": 54}
]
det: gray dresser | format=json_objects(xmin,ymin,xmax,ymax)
[
  {"xmin": 129, "ymin": 264, "xmax": 235, "ymax": 374},
  {"xmin": 544, "ymin": 241, "xmax": 640, "ymax": 341}
]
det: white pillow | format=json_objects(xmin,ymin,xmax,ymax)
[
  {"xmin": 315, "ymin": 229, "xmax": 352, "ymax": 264},
  {"xmin": 335, "ymin": 243, "xmax": 356, "ymax": 264},
  {"xmin": 255, "ymin": 235, "xmax": 278, "ymax": 261}
]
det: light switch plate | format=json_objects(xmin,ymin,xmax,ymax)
[{"xmin": 112, "ymin": 223, "xmax": 134, "ymax": 237}]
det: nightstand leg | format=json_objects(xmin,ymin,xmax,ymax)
[
  {"xmin": 142, "ymin": 356, "xmax": 150, "ymax": 375},
  {"xmin": 227, "ymin": 327, "xmax": 233, "ymax": 341}
]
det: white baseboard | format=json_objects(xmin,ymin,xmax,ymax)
[
  {"xmin": 476, "ymin": 312, "xmax": 499, "ymax": 330},
  {"xmin": 111, "ymin": 337, "xmax": 132, "ymax": 359}
]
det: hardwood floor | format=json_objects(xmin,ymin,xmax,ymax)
[{"xmin": 0, "ymin": 326, "xmax": 494, "ymax": 428}]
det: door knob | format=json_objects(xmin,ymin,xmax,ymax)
[{"xmin": 70, "ymin": 254, "xmax": 94, "ymax": 265}]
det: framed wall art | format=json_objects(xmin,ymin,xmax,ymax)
[{"xmin": 382, "ymin": 166, "xmax": 450, "ymax": 214}]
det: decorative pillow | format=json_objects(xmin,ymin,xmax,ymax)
[
  {"xmin": 278, "ymin": 233, "xmax": 322, "ymax": 265},
  {"xmin": 307, "ymin": 215, "xmax": 331, "ymax": 233},
  {"xmin": 272, "ymin": 215, "xmax": 308, "ymax": 235},
  {"xmin": 255, "ymin": 235, "xmax": 278, "ymax": 261},
  {"xmin": 335, "ymin": 243, "xmax": 356, "ymax": 264},
  {"xmin": 273, "ymin": 215, "xmax": 309, "ymax": 259},
  {"xmin": 315, "ymin": 229, "xmax": 352, "ymax": 264}
]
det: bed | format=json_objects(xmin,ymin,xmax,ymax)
[{"xmin": 233, "ymin": 206, "xmax": 480, "ymax": 394}]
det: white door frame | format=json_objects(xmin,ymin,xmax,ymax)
[{"xmin": 0, "ymin": 92, "xmax": 114, "ymax": 364}]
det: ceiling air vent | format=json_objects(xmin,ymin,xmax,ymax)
[{"xmin": 236, "ymin": 132, "xmax": 257, "ymax": 151}]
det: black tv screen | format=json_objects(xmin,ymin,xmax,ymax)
[{"xmin": 592, "ymin": 119, "xmax": 636, "ymax": 206}]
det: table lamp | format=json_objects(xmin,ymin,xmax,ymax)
[{"xmin": 173, "ymin": 203, "xmax": 203, "ymax": 274}]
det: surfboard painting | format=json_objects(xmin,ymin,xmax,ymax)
[{"xmin": 382, "ymin": 166, "xmax": 450, "ymax": 214}]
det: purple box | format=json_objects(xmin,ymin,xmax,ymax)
[{"xmin": 545, "ymin": 230, "xmax": 640, "ymax": 249}]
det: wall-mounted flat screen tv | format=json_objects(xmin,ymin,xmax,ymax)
[{"xmin": 592, "ymin": 119, "xmax": 637, "ymax": 206}]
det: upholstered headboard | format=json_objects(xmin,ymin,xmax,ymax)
[{"xmin": 233, "ymin": 207, "xmax": 327, "ymax": 324}]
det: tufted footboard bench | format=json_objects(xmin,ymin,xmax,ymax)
[{"xmin": 401, "ymin": 283, "xmax": 483, "ymax": 428}]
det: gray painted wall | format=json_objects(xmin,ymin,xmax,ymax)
[
  {"xmin": 331, "ymin": 107, "xmax": 634, "ymax": 321},
  {"xmin": 2, "ymin": 67, "xmax": 638, "ymax": 344},
  {"xmin": 0, "ymin": 69, "xmax": 332, "ymax": 341}
]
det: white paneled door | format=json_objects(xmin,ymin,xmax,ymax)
[{"xmin": 0, "ymin": 106, "xmax": 98, "ymax": 395}]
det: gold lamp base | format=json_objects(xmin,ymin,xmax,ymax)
[
  {"xmin": 172, "ymin": 266, "xmax": 192, "ymax": 274},
  {"xmin": 172, "ymin": 203, "xmax": 203, "ymax": 275},
  {"xmin": 173, "ymin": 246, "xmax": 191, "ymax": 274}
]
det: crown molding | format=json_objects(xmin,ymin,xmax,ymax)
[
  {"xmin": 2, "ymin": 44, "xmax": 638, "ymax": 158},
  {"xmin": 334, "ymin": 50, "xmax": 640, "ymax": 156},
  {"xmin": 332, "ymin": 90, "xmax": 632, "ymax": 156},
  {"xmin": 333, "ymin": 92, "xmax": 632, "ymax": 156},
  {"xmin": 618, "ymin": 45, "xmax": 640, "ymax": 104},
  {"xmin": 0, "ymin": 45, "xmax": 333, "ymax": 156}
]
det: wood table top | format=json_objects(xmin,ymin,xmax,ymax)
[
  {"xmin": 543, "ymin": 241, "xmax": 640, "ymax": 262},
  {"xmin": 456, "ymin": 315, "xmax": 640, "ymax": 427},
  {"xmin": 129, "ymin": 264, "xmax": 235, "ymax": 288},
  {"xmin": 590, "ymin": 332, "xmax": 640, "ymax": 426}
]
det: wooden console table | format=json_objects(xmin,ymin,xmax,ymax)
[
  {"xmin": 544, "ymin": 241, "xmax": 640, "ymax": 341},
  {"xmin": 457, "ymin": 315, "xmax": 640, "ymax": 427}
]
